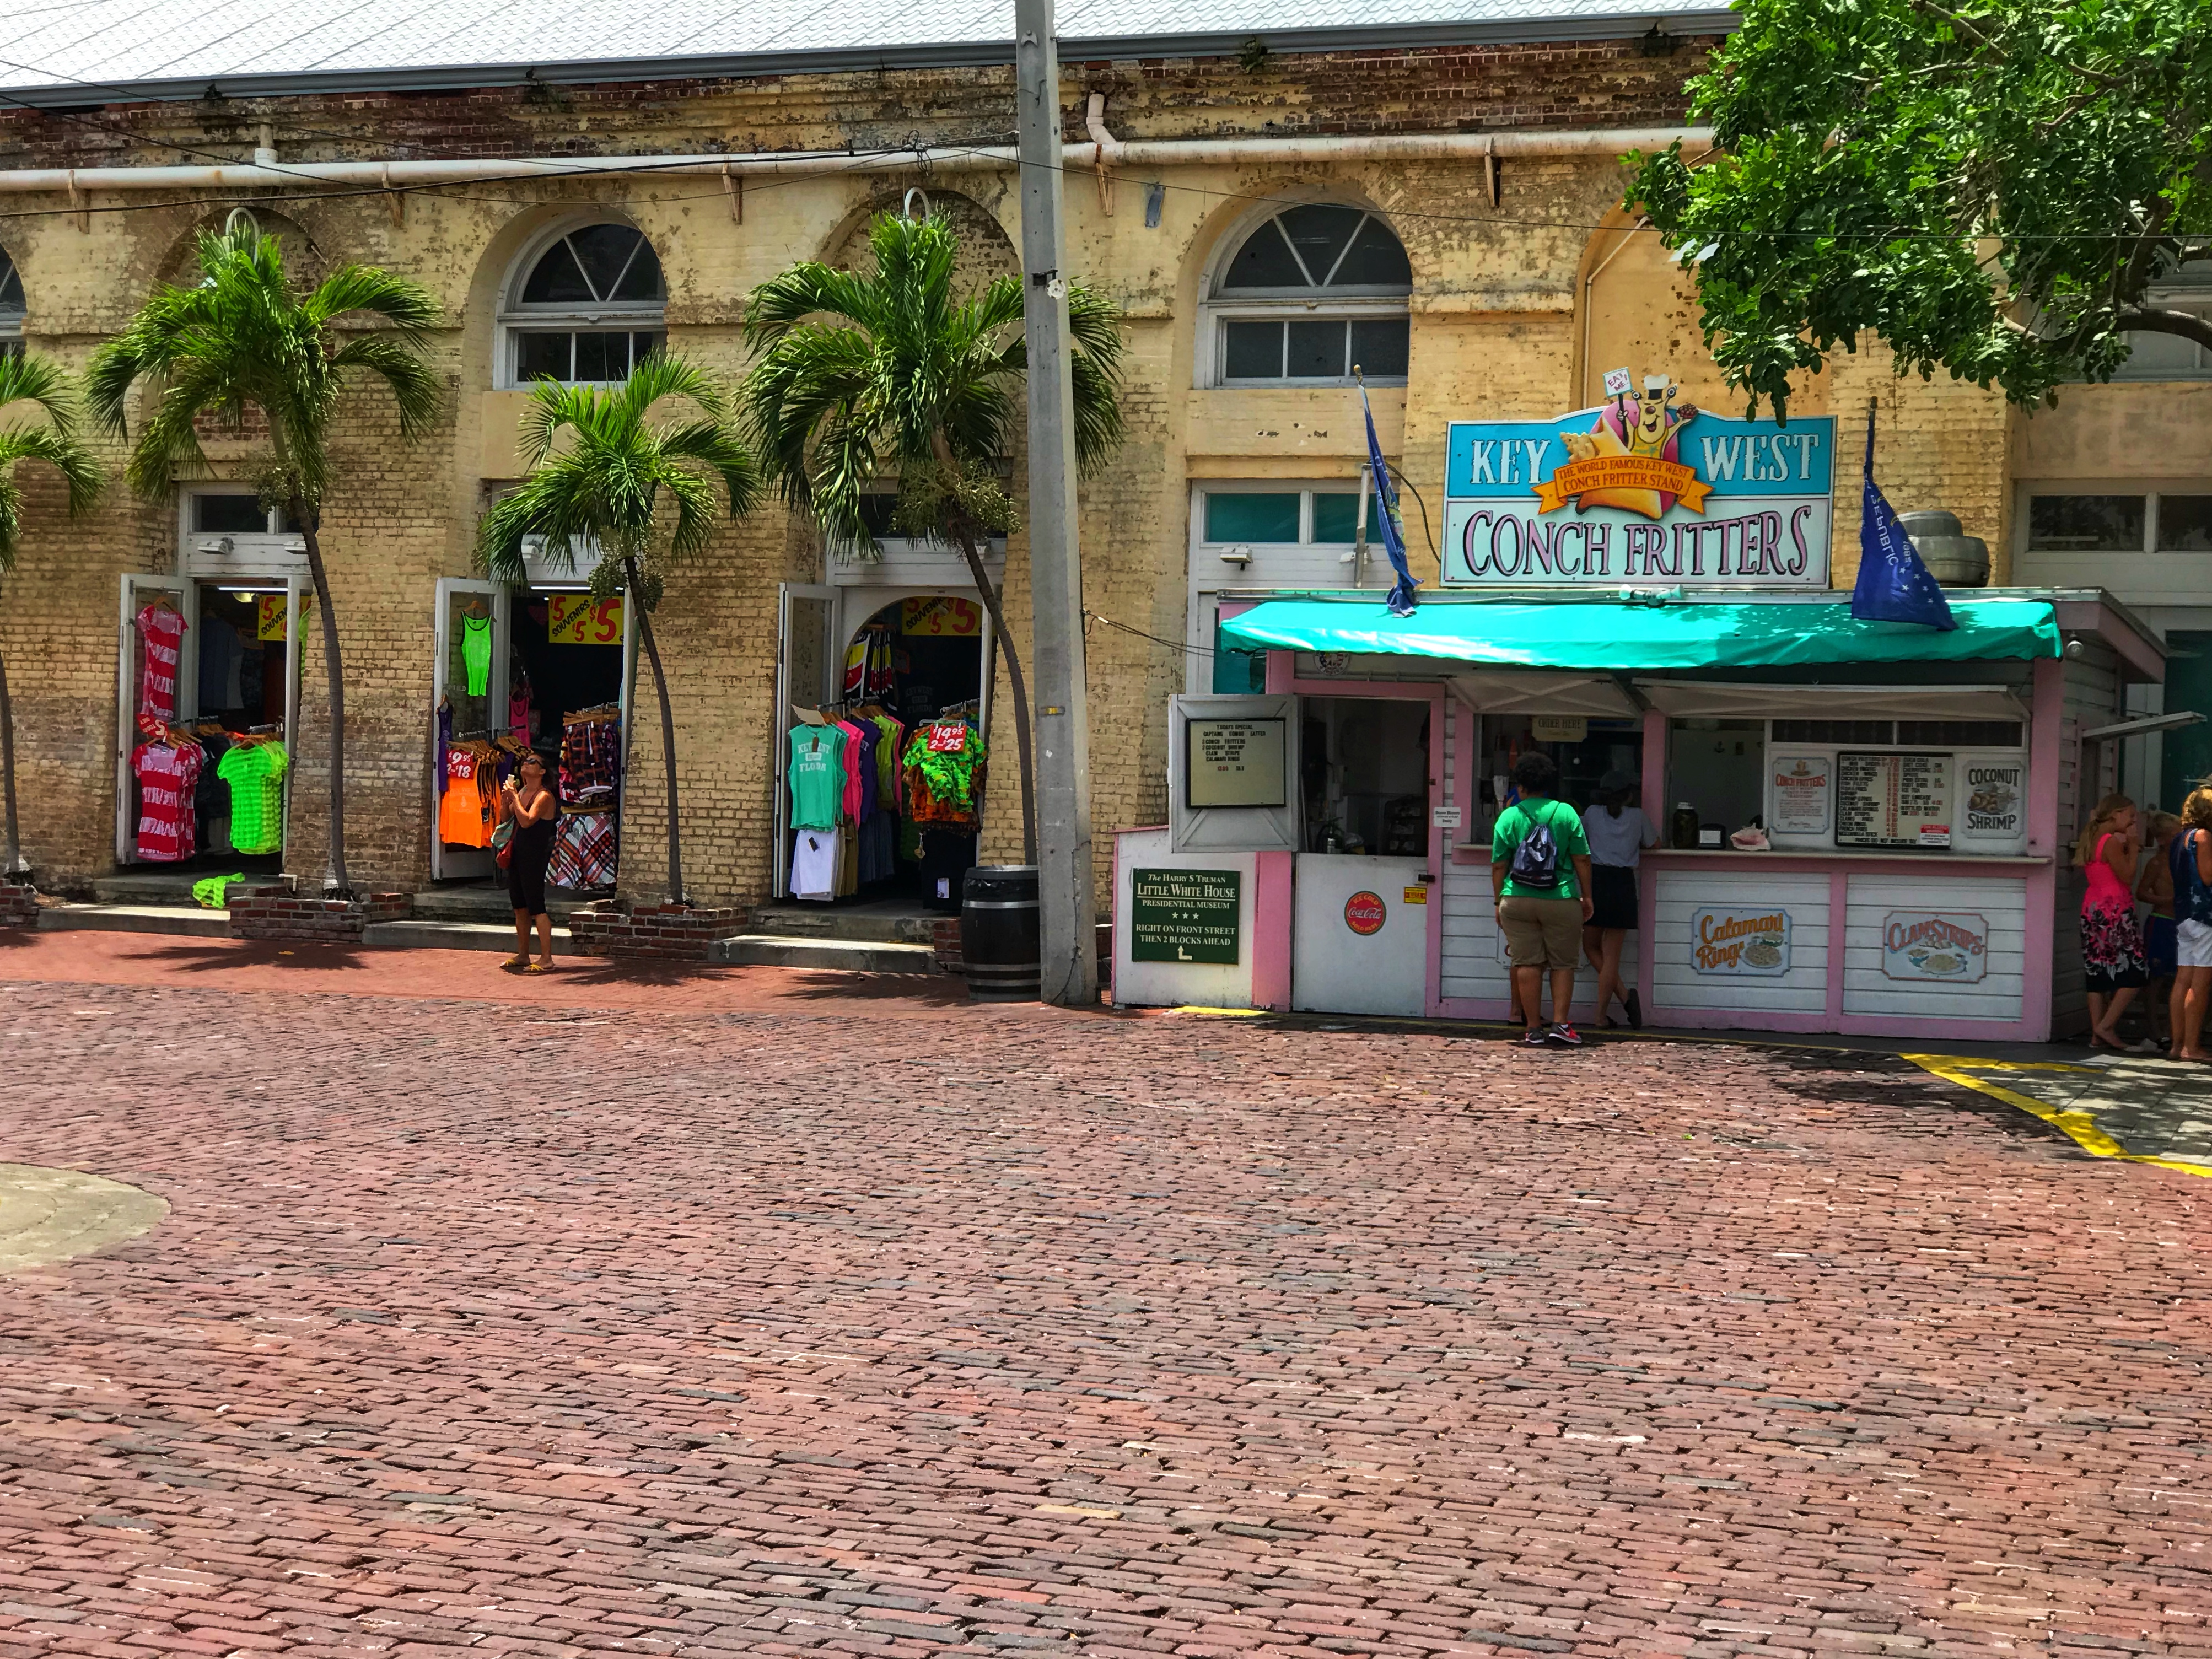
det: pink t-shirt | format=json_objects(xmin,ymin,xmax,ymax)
[
  {"xmin": 133, "ymin": 740, "xmax": 202, "ymax": 863},
  {"xmin": 137, "ymin": 602, "xmax": 186, "ymax": 723}
]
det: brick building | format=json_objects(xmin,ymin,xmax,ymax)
[{"xmin": 0, "ymin": 0, "xmax": 2200, "ymax": 922}]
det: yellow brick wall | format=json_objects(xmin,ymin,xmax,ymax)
[{"xmin": 0, "ymin": 45, "xmax": 2092, "ymax": 904}]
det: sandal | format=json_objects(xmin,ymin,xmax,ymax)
[
  {"xmin": 500, "ymin": 954, "xmax": 530, "ymax": 971},
  {"xmin": 523, "ymin": 960, "xmax": 553, "ymax": 974}
]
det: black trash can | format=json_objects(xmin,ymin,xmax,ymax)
[{"xmin": 962, "ymin": 864, "xmax": 1041, "ymax": 1003}]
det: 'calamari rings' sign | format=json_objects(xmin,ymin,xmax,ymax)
[{"xmin": 1444, "ymin": 373, "xmax": 1836, "ymax": 588}]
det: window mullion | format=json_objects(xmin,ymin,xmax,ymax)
[
  {"xmin": 1317, "ymin": 216, "xmax": 1362, "ymax": 287},
  {"xmin": 1274, "ymin": 218, "xmax": 1318, "ymax": 288}
]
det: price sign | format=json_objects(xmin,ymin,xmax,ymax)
[
  {"xmin": 901, "ymin": 596, "xmax": 981, "ymax": 637},
  {"xmin": 256, "ymin": 595, "xmax": 288, "ymax": 641},
  {"xmin": 925, "ymin": 721, "xmax": 968, "ymax": 753},
  {"xmin": 1837, "ymin": 751, "xmax": 1952, "ymax": 849},
  {"xmin": 550, "ymin": 594, "xmax": 623, "ymax": 645}
]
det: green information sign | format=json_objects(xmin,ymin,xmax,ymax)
[{"xmin": 1131, "ymin": 868, "xmax": 1242, "ymax": 964}]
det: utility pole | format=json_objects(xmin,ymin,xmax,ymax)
[{"xmin": 1014, "ymin": 0, "xmax": 1098, "ymax": 1007}]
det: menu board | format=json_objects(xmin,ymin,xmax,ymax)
[
  {"xmin": 1836, "ymin": 751, "xmax": 1953, "ymax": 849},
  {"xmin": 1185, "ymin": 717, "xmax": 1288, "ymax": 809}
]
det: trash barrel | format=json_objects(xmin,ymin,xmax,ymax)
[{"xmin": 962, "ymin": 864, "xmax": 1041, "ymax": 1003}]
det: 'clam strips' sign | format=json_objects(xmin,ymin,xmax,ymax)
[
  {"xmin": 1881, "ymin": 911, "xmax": 1989, "ymax": 983},
  {"xmin": 1691, "ymin": 906, "xmax": 1793, "ymax": 976}
]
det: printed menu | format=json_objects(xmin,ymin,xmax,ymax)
[{"xmin": 1836, "ymin": 751, "xmax": 1953, "ymax": 849}]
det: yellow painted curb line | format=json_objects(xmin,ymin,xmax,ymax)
[{"xmin": 1904, "ymin": 1054, "xmax": 2212, "ymax": 1179}]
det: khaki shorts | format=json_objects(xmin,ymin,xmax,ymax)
[{"xmin": 1498, "ymin": 894, "xmax": 1584, "ymax": 971}]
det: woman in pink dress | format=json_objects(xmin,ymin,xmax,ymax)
[{"xmin": 2076, "ymin": 793, "xmax": 2150, "ymax": 1051}]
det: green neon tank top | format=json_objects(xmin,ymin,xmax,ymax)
[{"xmin": 460, "ymin": 615, "xmax": 492, "ymax": 697}]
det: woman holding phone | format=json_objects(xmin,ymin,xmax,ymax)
[{"xmin": 503, "ymin": 750, "xmax": 559, "ymax": 973}]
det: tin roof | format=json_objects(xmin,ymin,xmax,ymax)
[{"xmin": 0, "ymin": 0, "xmax": 1734, "ymax": 105}]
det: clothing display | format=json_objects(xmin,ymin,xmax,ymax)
[
  {"xmin": 790, "ymin": 828, "xmax": 840, "ymax": 900},
  {"xmin": 902, "ymin": 719, "xmax": 987, "ymax": 826},
  {"xmin": 216, "ymin": 740, "xmax": 289, "ymax": 855},
  {"xmin": 548, "ymin": 810, "xmax": 618, "ymax": 891},
  {"xmin": 461, "ymin": 612, "xmax": 493, "ymax": 696},
  {"xmin": 788, "ymin": 723, "xmax": 848, "ymax": 831},
  {"xmin": 509, "ymin": 683, "xmax": 534, "ymax": 741},
  {"xmin": 136, "ymin": 602, "xmax": 186, "ymax": 725},
  {"xmin": 559, "ymin": 707, "xmax": 621, "ymax": 806},
  {"xmin": 132, "ymin": 740, "xmax": 203, "ymax": 862},
  {"xmin": 192, "ymin": 729, "xmax": 232, "ymax": 849},
  {"xmin": 843, "ymin": 626, "xmax": 895, "ymax": 700},
  {"xmin": 192, "ymin": 871, "xmax": 247, "ymax": 909},
  {"xmin": 439, "ymin": 747, "xmax": 497, "ymax": 848}
]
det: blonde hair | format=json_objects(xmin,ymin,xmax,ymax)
[
  {"xmin": 2183, "ymin": 787, "xmax": 2212, "ymax": 832},
  {"xmin": 2074, "ymin": 792, "xmax": 2136, "ymax": 869},
  {"xmin": 2149, "ymin": 810, "xmax": 2183, "ymax": 842}
]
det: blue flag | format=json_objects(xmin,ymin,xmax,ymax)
[
  {"xmin": 1363, "ymin": 386, "xmax": 1419, "ymax": 617},
  {"xmin": 1851, "ymin": 406, "xmax": 1955, "ymax": 631}
]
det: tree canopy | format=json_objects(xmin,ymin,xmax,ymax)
[{"xmin": 1628, "ymin": 0, "xmax": 2212, "ymax": 419}]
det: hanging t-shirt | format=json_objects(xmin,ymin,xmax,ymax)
[
  {"xmin": 788, "ymin": 724, "xmax": 847, "ymax": 831},
  {"xmin": 133, "ymin": 741, "xmax": 203, "ymax": 862},
  {"xmin": 438, "ymin": 748, "xmax": 492, "ymax": 848},
  {"xmin": 460, "ymin": 614, "xmax": 493, "ymax": 697},
  {"xmin": 137, "ymin": 602, "xmax": 186, "ymax": 723},
  {"xmin": 218, "ymin": 742, "xmax": 290, "ymax": 855},
  {"xmin": 902, "ymin": 720, "xmax": 987, "ymax": 825},
  {"xmin": 790, "ymin": 828, "xmax": 839, "ymax": 901},
  {"xmin": 869, "ymin": 713, "xmax": 903, "ymax": 812}
]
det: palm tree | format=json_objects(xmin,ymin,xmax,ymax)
[
  {"xmin": 0, "ymin": 352, "xmax": 103, "ymax": 877},
  {"xmin": 476, "ymin": 354, "xmax": 760, "ymax": 906},
  {"xmin": 742, "ymin": 211, "xmax": 1126, "ymax": 864},
  {"xmin": 88, "ymin": 220, "xmax": 439, "ymax": 895}
]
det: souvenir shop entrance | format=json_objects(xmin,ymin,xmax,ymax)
[
  {"xmin": 116, "ymin": 495, "xmax": 307, "ymax": 878},
  {"xmin": 430, "ymin": 573, "xmax": 632, "ymax": 891},
  {"xmin": 774, "ymin": 585, "xmax": 991, "ymax": 909}
]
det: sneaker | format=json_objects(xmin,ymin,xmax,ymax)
[
  {"xmin": 1545, "ymin": 1022, "xmax": 1584, "ymax": 1047},
  {"xmin": 1519, "ymin": 1027, "xmax": 1550, "ymax": 1048}
]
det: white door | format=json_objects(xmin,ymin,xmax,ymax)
[
  {"xmin": 430, "ymin": 578, "xmax": 509, "ymax": 881},
  {"xmin": 116, "ymin": 573, "xmax": 193, "ymax": 865},
  {"xmin": 1293, "ymin": 854, "xmax": 1430, "ymax": 1016},
  {"xmin": 773, "ymin": 584, "xmax": 837, "ymax": 897}
]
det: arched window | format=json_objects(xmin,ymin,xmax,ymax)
[
  {"xmin": 1204, "ymin": 205, "xmax": 1411, "ymax": 386},
  {"xmin": 0, "ymin": 249, "xmax": 23, "ymax": 357},
  {"xmin": 499, "ymin": 222, "xmax": 666, "ymax": 386}
]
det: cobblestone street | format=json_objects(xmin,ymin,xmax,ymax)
[{"xmin": 1, "ymin": 937, "xmax": 2208, "ymax": 1659}]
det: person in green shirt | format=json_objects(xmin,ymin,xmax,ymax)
[{"xmin": 1490, "ymin": 750, "xmax": 1594, "ymax": 1048}]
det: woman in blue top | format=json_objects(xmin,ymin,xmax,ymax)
[{"xmin": 2169, "ymin": 787, "xmax": 2212, "ymax": 1062}]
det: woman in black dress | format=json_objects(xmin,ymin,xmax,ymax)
[{"xmin": 502, "ymin": 750, "xmax": 559, "ymax": 973}]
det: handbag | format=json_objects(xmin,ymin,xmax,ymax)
[{"xmin": 491, "ymin": 816, "xmax": 514, "ymax": 870}]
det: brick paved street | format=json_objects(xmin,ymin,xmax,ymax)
[{"xmin": 1, "ymin": 935, "xmax": 2209, "ymax": 1659}]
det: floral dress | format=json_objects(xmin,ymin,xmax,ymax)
[{"xmin": 2081, "ymin": 832, "xmax": 2148, "ymax": 992}]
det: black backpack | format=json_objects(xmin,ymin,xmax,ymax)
[{"xmin": 1508, "ymin": 801, "xmax": 1565, "ymax": 889}]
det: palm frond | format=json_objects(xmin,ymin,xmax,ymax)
[
  {"xmin": 0, "ymin": 352, "xmax": 84, "ymax": 439},
  {"xmin": 306, "ymin": 264, "xmax": 440, "ymax": 340},
  {"xmin": 617, "ymin": 351, "xmax": 729, "ymax": 425},
  {"xmin": 327, "ymin": 335, "xmax": 443, "ymax": 437},
  {"xmin": 743, "ymin": 262, "xmax": 884, "ymax": 344}
]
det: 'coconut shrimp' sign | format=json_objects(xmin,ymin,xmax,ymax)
[{"xmin": 1443, "ymin": 375, "xmax": 1836, "ymax": 587}]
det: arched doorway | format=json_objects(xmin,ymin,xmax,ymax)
[{"xmin": 773, "ymin": 590, "xmax": 991, "ymax": 911}]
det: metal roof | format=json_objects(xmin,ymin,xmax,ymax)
[{"xmin": 0, "ymin": 0, "xmax": 1733, "ymax": 105}]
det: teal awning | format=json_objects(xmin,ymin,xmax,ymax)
[{"xmin": 1216, "ymin": 597, "xmax": 2060, "ymax": 671}]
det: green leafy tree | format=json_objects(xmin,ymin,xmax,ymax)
[
  {"xmin": 742, "ymin": 211, "xmax": 1127, "ymax": 864},
  {"xmin": 0, "ymin": 352, "xmax": 103, "ymax": 877},
  {"xmin": 477, "ymin": 354, "xmax": 761, "ymax": 906},
  {"xmin": 88, "ymin": 220, "xmax": 439, "ymax": 893},
  {"xmin": 1629, "ymin": 0, "xmax": 2212, "ymax": 419}
]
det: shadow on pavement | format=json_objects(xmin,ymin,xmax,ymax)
[{"xmin": 130, "ymin": 938, "xmax": 372, "ymax": 972}]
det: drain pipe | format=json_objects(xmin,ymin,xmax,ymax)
[
  {"xmin": 1084, "ymin": 91, "xmax": 1124, "ymax": 215},
  {"xmin": 0, "ymin": 126, "xmax": 1709, "ymax": 193}
]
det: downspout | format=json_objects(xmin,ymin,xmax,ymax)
[
  {"xmin": 1084, "ymin": 91, "xmax": 1124, "ymax": 216},
  {"xmin": 0, "ymin": 127, "xmax": 1712, "ymax": 192}
]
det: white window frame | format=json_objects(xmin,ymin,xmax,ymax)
[
  {"xmin": 176, "ymin": 487, "xmax": 308, "ymax": 578},
  {"xmin": 496, "ymin": 218, "xmax": 668, "ymax": 390},
  {"xmin": 1186, "ymin": 480, "xmax": 1392, "ymax": 695},
  {"xmin": 1196, "ymin": 202, "xmax": 1412, "ymax": 390},
  {"xmin": 2111, "ymin": 268, "xmax": 2212, "ymax": 381},
  {"xmin": 0, "ymin": 246, "xmax": 23, "ymax": 356},
  {"xmin": 2019, "ymin": 484, "xmax": 2212, "ymax": 556}
]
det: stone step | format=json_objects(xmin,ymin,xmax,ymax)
[
  {"xmin": 39, "ymin": 903, "xmax": 232, "ymax": 937},
  {"xmin": 746, "ymin": 902, "xmax": 943, "ymax": 944},
  {"xmin": 711, "ymin": 934, "xmax": 941, "ymax": 974},
  {"xmin": 363, "ymin": 920, "xmax": 581, "ymax": 955},
  {"xmin": 408, "ymin": 888, "xmax": 595, "ymax": 924}
]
